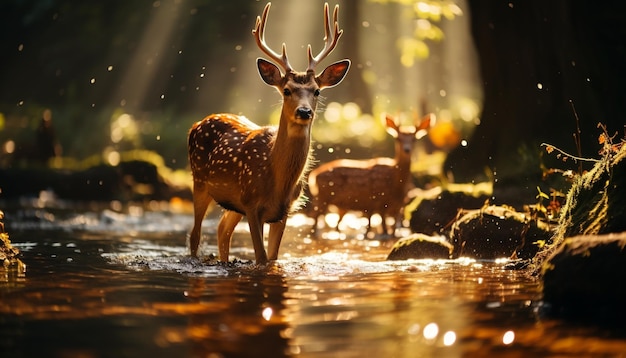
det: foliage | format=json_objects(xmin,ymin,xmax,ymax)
[
  {"xmin": 532, "ymin": 124, "xmax": 626, "ymax": 273},
  {"xmin": 370, "ymin": 0, "xmax": 462, "ymax": 66},
  {"xmin": 0, "ymin": 210, "xmax": 26, "ymax": 273}
]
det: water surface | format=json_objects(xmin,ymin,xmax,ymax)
[{"xmin": 1, "ymin": 204, "xmax": 625, "ymax": 357}]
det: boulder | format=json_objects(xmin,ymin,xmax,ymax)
[
  {"xmin": 450, "ymin": 205, "xmax": 553, "ymax": 260},
  {"xmin": 407, "ymin": 183, "xmax": 491, "ymax": 235},
  {"xmin": 387, "ymin": 233, "xmax": 453, "ymax": 260},
  {"xmin": 536, "ymin": 143, "xmax": 626, "ymax": 324},
  {"xmin": 541, "ymin": 233, "xmax": 626, "ymax": 323}
]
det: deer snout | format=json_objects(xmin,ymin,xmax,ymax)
[{"xmin": 295, "ymin": 107, "xmax": 313, "ymax": 120}]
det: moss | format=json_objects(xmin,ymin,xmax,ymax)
[
  {"xmin": 450, "ymin": 205, "xmax": 553, "ymax": 260},
  {"xmin": 387, "ymin": 233, "xmax": 453, "ymax": 260},
  {"xmin": 534, "ymin": 143, "xmax": 626, "ymax": 268},
  {"xmin": 0, "ymin": 211, "xmax": 25, "ymax": 274}
]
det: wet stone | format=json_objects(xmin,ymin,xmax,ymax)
[
  {"xmin": 387, "ymin": 233, "xmax": 453, "ymax": 260},
  {"xmin": 407, "ymin": 185, "xmax": 490, "ymax": 236},
  {"xmin": 541, "ymin": 232, "xmax": 626, "ymax": 324},
  {"xmin": 450, "ymin": 205, "xmax": 553, "ymax": 260}
]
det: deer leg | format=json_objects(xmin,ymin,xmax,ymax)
[
  {"xmin": 217, "ymin": 210, "xmax": 243, "ymax": 262},
  {"xmin": 268, "ymin": 220, "xmax": 287, "ymax": 260},
  {"xmin": 391, "ymin": 214, "xmax": 400, "ymax": 236},
  {"xmin": 246, "ymin": 212, "xmax": 269, "ymax": 264},
  {"xmin": 336, "ymin": 209, "xmax": 347, "ymax": 231},
  {"xmin": 364, "ymin": 213, "xmax": 372, "ymax": 236},
  {"xmin": 189, "ymin": 182, "xmax": 214, "ymax": 257}
]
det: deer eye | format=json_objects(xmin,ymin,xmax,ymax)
[
  {"xmin": 314, "ymin": 89, "xmax": 321, "ymax": 97},
  {"xmin": 283, "ymin": 88, "xmax": 291, "ymax": 96}
]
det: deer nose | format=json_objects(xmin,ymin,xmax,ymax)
[{"xmin": 295, "ymin": 107, "xmax": 313, "ymax": 120}]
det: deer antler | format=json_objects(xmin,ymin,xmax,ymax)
[
  {"xmin": 252, "ymin": 3, "xmax": 293, "ymax": 74},
  {"xmin": 307, "ymin": 3, "xmax": 343, "ymax": 72}
]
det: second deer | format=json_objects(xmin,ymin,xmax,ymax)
[
  {"xmin": 187, "ymin": 3, "xmax": 350, "ymax": 264},
  {"xmin": 308, "ymin": 113, "xmax": 433, "ymax": 237}
]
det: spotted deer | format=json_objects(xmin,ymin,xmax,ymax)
[
  {"xmin": 188, "ymin": 3, "xmax": 350, "ymax": 264},
  {"xmin": 308, "ymin": 113, "xmax": 433, "ymax": 236}
]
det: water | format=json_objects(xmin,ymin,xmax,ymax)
[{"xmin": 1, "ymin": 204, "xmax": 625, "ymax": 357}]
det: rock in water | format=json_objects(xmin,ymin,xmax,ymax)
[
  {"xmin": 387, "ymin": 234, "xmax": 453, "ymax": 260},
  {"xmin": 538, "ymin": 142, "xmax": 626, "ymax": 324},
  {"xmin": 541, "ymin": 233, "xmax": 626, "ymax": 323},
  {"xmin": 450, "ymin": 205, "xmax": 553, "ymax": 260}
]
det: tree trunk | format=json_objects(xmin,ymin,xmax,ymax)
[{"xmin": 446, "ymin": 0, "xmax": 626, "ymax": 182}]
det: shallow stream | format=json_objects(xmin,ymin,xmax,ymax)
[{"xmin": 1, "ymin": 203, "xmax": 625, "ymax": 357}]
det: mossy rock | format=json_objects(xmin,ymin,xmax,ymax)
[
  {"xmin": 535, "ymin": 143, "xmax": 626, "ymax": 323},
  {"xmin": 0, "ymin": 159, "xmax": 190, "ymax": 202},
  {"xmin": 0, "ymin": 211, "xmax": 25, "ymax": 272},
  {"xmin": 407, "ymin": 184, "xmax": 491, "ymax": 235},
  {"xmin": 450, "ymin": 205, "xmax": 553, "ymax": 260},
  {"xmin": 541, "ymin": 233, "xmax": 626, "ymax": 324},
  {"xmin": 387, "ymin": 233, "xmax": 453, "ymax": 260},
  {"xmin": 554, "ymin": 143, "xmax": 626, "ymax": 242},
  {"xmin": 534, "ymin": 143, "xmax": 626, "ymax": 267}
]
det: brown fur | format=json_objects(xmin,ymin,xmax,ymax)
[
  {"xmin": 188, "ymin": 3, "xmax": 349, "ymax": 264},
  {"xmin": 308, "ymin": 114, "xmax": 432, "ymax": 236}
]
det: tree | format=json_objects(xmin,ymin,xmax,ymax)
[{"xmin": 446, "ymin": 0, "xmax": 626, "ymax": 182}]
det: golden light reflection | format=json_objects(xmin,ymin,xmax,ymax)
[
  {"xmin": 324, "ymin": 213, "xmax": 340, "ymax": 228},
  {"xmin": 262, "ymin": 307, "xmax": 273, "ymax": 321},
  {"xmin": 286, "ymin": 213, "xmax": 312, "ymax": 228},
  {"xmin": 423, "ymin": 322, "xmax": 439, "ymax": 340},
  {"xmin": 443, "ymin": 330, "xmax": 457, "ymax": 346},
  {"xmin": 408, "ymin": 323, "xmax": 421, "ymax": 335},
  {"xmin": 503, "ymin": 330, "xmax": 515, "ymax": 345}
]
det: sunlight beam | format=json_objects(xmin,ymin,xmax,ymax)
[{"xmin": 111, "ymin": 2, "xmax": 190, "ymax": 112}]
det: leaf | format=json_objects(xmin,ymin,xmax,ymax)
[{"xmin": 536, "ymin": 186, "xmax": 550, "ymax": 200}]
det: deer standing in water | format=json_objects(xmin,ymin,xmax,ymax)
[
  {"xmin": 308, "ymin": 114, "xmax": 433, "ymax": 236},
  {"xmin": 188, "ymin": 3, "xmax": 350, "ymax": 264}
]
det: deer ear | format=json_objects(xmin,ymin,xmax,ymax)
[
  {"xmin": 316, "ymin": 60, "xmax": 350, "ymax": 89},
  {"xmin": 415, "ymin": 113, "xmax": 434, "ymax": 139},
  {"xmin": 385, "ymin": 114, "xmax": 400, "ymax": 138},
  {"xmin": 417, "ymin": 113, "xmax": 434, "ymax": 130},
  {"xmin": 257, "ymin": 58, "xmax": 283, "ymax": 86}
]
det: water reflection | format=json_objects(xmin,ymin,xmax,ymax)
[
  {"xmin": 2, "ymin": 208, "xmax": 626, "ymax": 357},
  {"xmin": 178, "ymin": 274, "xmax": 290, "ymax": 357},
  {"xmin": 284, "ymin": 270, "xmax": 470, "ymax": 357}
]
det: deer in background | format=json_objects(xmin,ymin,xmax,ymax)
[
  {"xmin": 187, "ymin": 3, "xmax": 350, "ymax": 264},
  {"xmin": 308, "ymin": 113, "xmax": 433, "ymax": 237}
]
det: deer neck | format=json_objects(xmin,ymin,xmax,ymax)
[
  {"xmin": 394, "ymin": 142, "xmax": 413, "ymax": 183},
  {"xmin": 270, "ymin": 116, "xmax": 312, "ymax": 195}
]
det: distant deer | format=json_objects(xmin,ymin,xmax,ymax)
[
  {"xmin": 187, "ymin": 3, "xmax": 350, "ymax": 264},
  {"xmin": 308, "ymin": 113, "xmax": 433, "ymax": 236}
]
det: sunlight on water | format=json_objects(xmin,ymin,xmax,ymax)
[
  {"xmin": 503, "ymin": 330, "xmax": 515, "ymax": 345},
  {"xmin": 3, "ymin": 207, "xmax": 626, "ymax": 357}
]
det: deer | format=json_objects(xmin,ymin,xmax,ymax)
[
  {"xmin": 308, "ymin": 113, "xmax": 433, "ymax": 237},
  {"xmin": 187, "ymin": 2, "xmax": 350, "ymax": 264}
]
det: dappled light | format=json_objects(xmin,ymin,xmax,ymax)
[
  {"xmin": 1, "ymin": 0, "xmax": 626, "ymax": 356},
  {"xmin": 0, "ymin": 0, "xmax": 482, "ymax": 181},
  {"xmin": 3, "ymin": 201, "xmax": 626, "ymax": 356}
]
